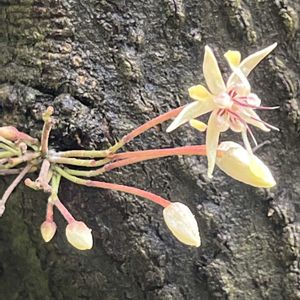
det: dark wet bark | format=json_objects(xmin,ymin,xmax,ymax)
[{"xmin": 0, "ymin": 0, "xmax": 300, "ymax": 299}]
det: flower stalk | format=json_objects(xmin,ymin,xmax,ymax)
[
  {"xmin": 54, "ymin": 166, "xmax": 171, "ymax": 208},
  {"xmin": 41, "ymin": 106, "xmax": 54, "ymax": 156},
  {"xmin": 0, "ymin": 164, "xmax": 33, "ymax": 216},
  {"xmin": 0, "ymin": 43, "xmax": 279, "ymax": 251}
]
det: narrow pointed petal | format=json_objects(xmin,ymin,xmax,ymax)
[
  {"xmin": 206, "ymin": 111, "xmax": 222, "ymax": 178},
  {"xmin": 224, "ymin": 50, "xmax": 241, "ymax": 67},
  {"xmin": 239, "ymin": 43, "xmax": 277, "ymax": 77},
  {"xmin": 166, "ymin": 100, "xmax": 215, "ymax": 132},
  {"xmin": 203, "ymin": 46, "xmax": 226, "ymax": 95},
  {"xmin": 226, "ymin": 43, "xmax": 277, "ymax": 95},
  {"xmin": 188, "ymin": 85, "xmax": 214, "ymax": 101}
]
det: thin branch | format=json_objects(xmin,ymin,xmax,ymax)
[
  {"xmin": 110, "ymin": 106, "xmax": 183, "ymax": 153},
  {"xmin": 64, "ymin": 145, "xmax": 210, "ymax": 177},
  {"xmin": 55, "ymin": 167, "xmax": 171, "ymax": 208},
  {"xmin": 41, "ymin": 106, "xmax": 54, "ymax": 155},
  {"xmin": 0, "ymin": 164, "xmax": 32, "ymax": 217},
  {"xmin": 37, "ymin": 159, "xmax": 52, "ymax": 192}
]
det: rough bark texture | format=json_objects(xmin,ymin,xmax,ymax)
[{"xmin": 0, "ymin": 0, "xmax": 300, "ymax": 299}]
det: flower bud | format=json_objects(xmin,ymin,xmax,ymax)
[
  {"xmin": 216, "ymin": 141, "xmax": 276, "ymax": 188},
  {"xmin": 0, "ymin": 126, "xmax": 36, "ymax": 143},
  {"xmin": 0, "ymin": 126, "xmax": 18, "ymax": 139},
  {"xmin": 163, "ymin": 202, "xmax": 201, "ymax": 247},
  {"xmin": 65, "ymin": 221, "xmax": 93, "ymax": 250},
  {"xmin": 40, "ymin": 220, "xmax": 57, "ymax": 242}
]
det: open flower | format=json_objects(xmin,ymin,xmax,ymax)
[{"xmin": 167, "ymin": 43, "xmax": 278, "ymax": 178}]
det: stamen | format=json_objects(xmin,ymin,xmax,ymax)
[
  {"xmin": 250, "ymin": 116, "xmax": 279, "ymax": 131},
  {"xmin": 228, "ymin": 110, "xmax": 257, "ymax": 146},
  {"xmin": 233, "ymin": 98, "xmax": 279, "ymax": 110}
]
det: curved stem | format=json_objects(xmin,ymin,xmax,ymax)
[
  {"xmin": 55, "ymin": 106, "xmax": 184, "ymax": 158},
  {"xmin": 0, "ymin": 164, "xmax": 33, "ymax": 217},
  {"xmin": 55, "ymin": 167, "xmax": 171, "ymax": 208},
  {"xmin": 53, "ymin": 197, "xmax": 75, "ymax": 224},
  {"xmin": 111, "ymin": 106, "xmax": 183, "ymax": 153},
  {"xmin": 41, "ymin": 107, "xmax": 54, "ymax": 156},
  {"xmin": 64, "ymin": 145, "xmax": 210, "ymax": 177}
]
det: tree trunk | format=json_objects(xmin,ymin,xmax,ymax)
[{"xmin": 0, "ymin": 0, "xmax": 300, "ymax": 299}]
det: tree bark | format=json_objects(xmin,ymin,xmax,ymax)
[{"xmin": 0, "ymin": 0, "xmax": 300, "ymax": 299}]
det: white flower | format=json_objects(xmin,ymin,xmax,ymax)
[
  {"xmin": 40, "ymin": 220, "xmax": 57, "ymax": 242},
  {"xmin": 216, "ymin": 141, "xmax": 276, "ymax": 188},
  {"xmin": 167, "ymin": 43, "xmax": 278, "ymax": 178},
  {"xmin": 163, "ymin": 202, "xmax": 201, "ymax": 247},
  {"xmin": 66, "ymin": 221, "xmax": 93, "ymax": 250}
]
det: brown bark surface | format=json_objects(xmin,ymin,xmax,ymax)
[{"xmin": 0, "ymin": 0, "xmax": 300, "ymax": 299}]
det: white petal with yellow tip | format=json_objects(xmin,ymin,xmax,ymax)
[
  {"xmin": 216, "ymin": 141, "xmax": 276, "ymax": 188},
  {"xmin": 203, "ymin": 46, "xmax": 226, "ymax": 95}
]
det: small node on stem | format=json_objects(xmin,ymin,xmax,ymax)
[
  {"xmin": 24, "ymin": 178, "xmax": 40, "ymax": 191},
  {"xmin": 42, "ymin": 106, "xmax": 54, "ymax": 121}
]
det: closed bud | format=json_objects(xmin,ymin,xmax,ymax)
[
  {"xmin": 163, "ymin": 202, "xmax": 201, "ymax": 247},
  {"xmin": 66, "ymin": 221, "xmax": 93, "ymax": 250},
  {"xmin": 40, "ymin": 220, "xmax": 57, "ymax": 242},
  {"xmin": 216, "ymin": 141, "xmax": 276, "ymax": 188},
  {"xmin": 0, "ymin": 126, "xmax": 19, "ymax": 141},
  {"xmin": 0, "ymin": 126, "xmax": 36, "ymax": 143}
]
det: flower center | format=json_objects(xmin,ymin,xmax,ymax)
[{"xmin": 214, "ymin": 92, "xmax": 233, "ymax": 109}]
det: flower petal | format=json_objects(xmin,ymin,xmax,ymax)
[
  {"xmin": 216, "ymin": 141, "xmax": 276, "ymax": 188},
  {"xmin": 166, "ymin": 100, "xmax": 215, "ymax": 132},
  {"xmin": 226, "ymin": 43, "xmax": 277, "ymax": 95},
  {"xmin": 203, "ymin": 46, "xmax": 226, "ymax": 95},
  {"xmin": 206, "ymin": 111, "xmax": 222, "ymax": 178},
  {"xmin": 189, "ymin": 119, "xmax": 207, "ymax": 132},
  {"xmin": 224, "ymin": 50, "xmax": 241, "ymax": 67},
  {"xmin": 239, "ymin": 108, "xmax": 271, "ymax": 132},
  {"xmin": 239, "ymin": 43, "xmax": 277, "ymax": 77},
  {"xmin": 188, "ymin": 85, "xmax": 214, "ymax": 101}
]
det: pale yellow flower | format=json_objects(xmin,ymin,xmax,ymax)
[
  {"xmin": 167, "ymin": 43, "xmax": 278, "ymax": 178},
  {"xmin": 216, "ymin": 141, "xmax": 276, "ymax": 188},
  {"xmin": 163, "ymin": 202, "xmax": 201, "ymax": 247},
  {"xmin": 40, "ymin": 220, "xmax": 57, "ymax": 242},
  {"xmin": 66, "ymin": 221, "xmax": 93, "ymax": 250}
]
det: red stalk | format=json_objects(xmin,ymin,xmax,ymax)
[
  {"xmin": 85, "ymin": 180, "xmax": 170, "ymax": 207},
  {"xmin": 121, "ymin": 106, "xmax": 183, "ymax": 144}
]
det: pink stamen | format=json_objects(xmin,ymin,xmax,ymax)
[
  {"xmin": 228, "ymin": 89, "xmax": 237, "ymax": 98},
  {"xmin": 217, "ymin": 109, "xmax": 226, "ymax": 116},
  {"xmin": 233, "ymin": 98, "xmax": 279, "ymax": 110},
  {"xmin": 227, "ymin": 110, "xmax": 257, "ymax": 146}
]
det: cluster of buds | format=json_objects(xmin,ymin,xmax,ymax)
[{"xmin": 0, "ymin": 43, "xmax": 278, "ymax": 250}]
